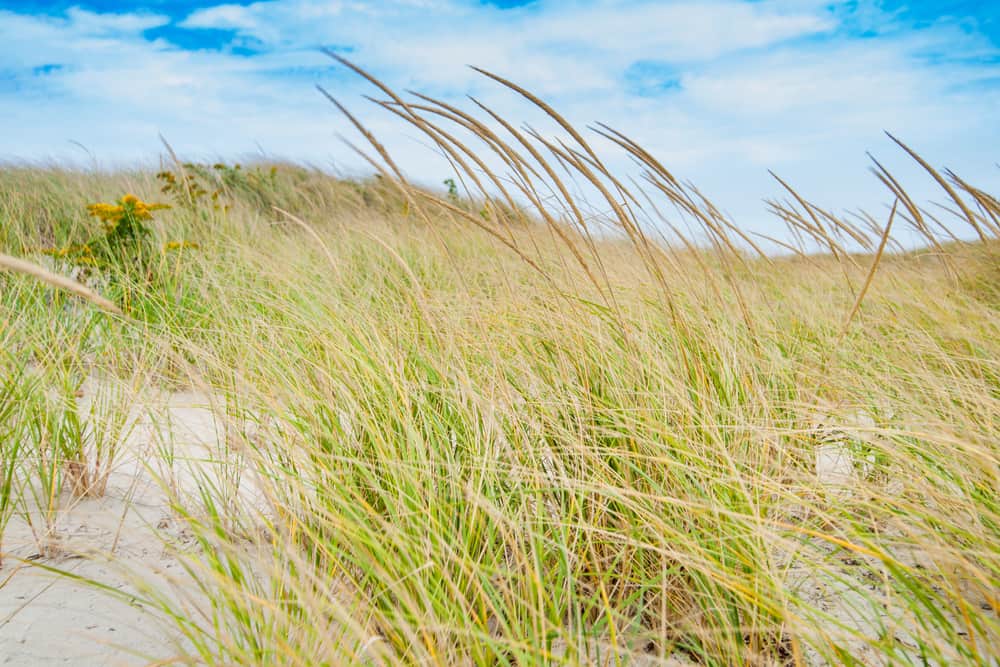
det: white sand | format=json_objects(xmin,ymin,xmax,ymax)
[{"xmin": 1, "ymin": 384, "xmax": 230, "ymax": 665}]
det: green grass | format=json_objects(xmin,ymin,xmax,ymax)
[{"xmin": 0, "ymin": 64, "xmax": 998, "ymax": 665}]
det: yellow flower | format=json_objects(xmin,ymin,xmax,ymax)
[
  {"xmin": 163, "ymin": 240, "xmax": 199, "ymax": 252},
  {"xmin": 86, "ymin": 195, "xmax": 169, "ymax": 226},
  {"xmin": 86, "ymin": 202, "xmax": 122, "ymax": 222}
]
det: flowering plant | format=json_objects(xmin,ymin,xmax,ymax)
[
  {"xmin": 40, "ymin": 194, "xmax": 197, "ymax": 312},
  {"xmin": 43, "ymin": 193, "xmax": 192, "ymax": 267},
  {"xmin": 86, "ymin": 194, "xmax": 170, "ymax": 247}
]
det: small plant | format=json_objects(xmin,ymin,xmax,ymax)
[
  {"xmin": 19, "ymin": 382, "xmax": 71, "ymax": 557},
  {"xmin": 443, "ymin": 177, "xmax": 460, "ymax": 204},
  {"xmin": 62, "ymin": 381, "xmax": 136, "ymax": 499},
  {"xmin": 157, "ymin": 161, "xmax": 281, "ymax": 214},
  {"xmin": 0, "ymin": 368, "xmax": 28, "ymax": 568},
  {"xmin": 444, "ymin": 177, "xmax": 497, "ymax": 220},
  {"xmin": 86, "ymin": 194, "xmax": 170, "ymax": 262},
  {"xmin": 158, "ymin": 164, "xmax": 225, "ymax": 213},
  {"xmin": 43, "ymin": 193, "xmax": 169, "ymax": 272},
  {"xmin": 40, "ymin": 193, "xmax": 198, "ymax": 312}
]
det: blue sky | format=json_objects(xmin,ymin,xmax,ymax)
[{"xmin": 1, "ymin": 0, "xmax": 997, "ymax": 237}]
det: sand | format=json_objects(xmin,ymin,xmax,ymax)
[{"xmin": 1, "ymin": 383, "xmax": 228, "ymax": 665}]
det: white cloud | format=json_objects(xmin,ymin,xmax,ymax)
[
  {"xmin": 63, "ymin": 6, "xmax": 170, "ymax": 34},
  {"xmin": 175, "ymin": 0, "xmax": 832, "ymax": 95},
  {"xmin": 523, "ymin": 2, "xmax": 832, "ymax": 61},
  {"xmin": 180, "ymin": 3, "xmax": 263, "ymax": 30}
]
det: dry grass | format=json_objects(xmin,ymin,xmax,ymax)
[{"xmin": 0, "ymin": 60, "xmax": 997, "ymax": 666}]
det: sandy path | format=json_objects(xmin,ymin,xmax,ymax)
[{"xmin": 0, "ymin": 385, "xmax": 231, "ymax": 666}]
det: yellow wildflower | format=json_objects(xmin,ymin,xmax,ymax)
[
  {"xmin": 86, "ymin": 203, "xmax": 122, "ymax": 223},
  {"xmin": 163, "ymin": 240, "xmax": 199, "ymax": 251}
]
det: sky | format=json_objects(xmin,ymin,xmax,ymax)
[{"xmin": 0, "ymin": 0, "xmax": 998, "ymax": 238}]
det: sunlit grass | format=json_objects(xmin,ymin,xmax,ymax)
[{"xmin": 0, "ymin": 61, "xmax": 997, "ymax": 666}]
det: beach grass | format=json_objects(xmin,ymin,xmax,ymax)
[{"xmin": 0, "ymin": 64, "xmax": 997, "ymax": 665}]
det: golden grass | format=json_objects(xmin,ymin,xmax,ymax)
[{"xmin": 0, "ymin": 60, "xmax": 998, "ymax": 666}]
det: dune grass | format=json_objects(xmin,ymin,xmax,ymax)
[{"xmin": 0, "ymin": 63, "xmax": 998, "ymax": 666}]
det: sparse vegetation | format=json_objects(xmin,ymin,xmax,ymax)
[{"xmin": 0, "ymin": 61, "xmax": 997, "ymax": 666}]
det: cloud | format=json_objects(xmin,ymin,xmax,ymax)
[
  {"xmin": 62, "ymin": 6, "xmax": 170, "ymax": 34},
  {"xmin": 0, "ymin": 0, "xmax": 997, "ymax": 239},
  {"xmin": 177, "ymin": 0, "xmax": 832, "ymax": 94},
  {"xmin": 181, "ymin": 3, "xmax": 265, "ymax": 31}
]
